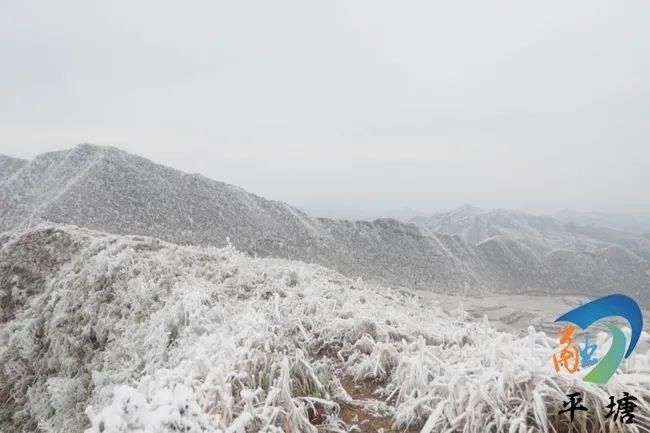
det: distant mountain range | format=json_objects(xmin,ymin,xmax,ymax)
[
  {"xmin": 307, "ymin": 205, "xmax": 650, "ymax": 233},
  {"xmin": 1, "ymin": 144, "xmax": 649, "ymax": 304},
  {"xmin": 412, "ymin": 204, "xmax": 650, "ymax": 261},
  {"xmin": 553, "ymin": 209, "xmax": 650, "ymax": 234}
]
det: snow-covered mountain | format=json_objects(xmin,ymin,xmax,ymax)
[
  {"xmin": 413, "ymin": 204, "xmax": 650, "ymax": 256},
  {"xmin": 2, "ymin": 224, "xmax": 649, "ymax": 433},
  {"xmin": 0, "ymin": 155, "xmax": 28, "ymax": 184},
  {"xmin": 1, "ymin": 144, "xmax": 649, "ymax": 303},
  {"xmin": 414, "ymin": 206, "xmax": 650, "ymax": 301},
  {"xmin": 0, "ymin": 145, "xmax": 483, "ymax": 294},
  {"xmin": 412, "ymin": 205, "xmax": 566, "ymax": 245},
  {"xmin": 415, "ymin": 205, "xmax": 650, "ymax": 254}
]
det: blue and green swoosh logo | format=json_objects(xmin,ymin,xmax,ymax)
[{"xmin": 555, "ymin": 294, "xmax": 643, "ymax": 384}]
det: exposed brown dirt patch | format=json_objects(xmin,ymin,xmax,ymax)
[
  {"xmin": 340, "ymin": 376, "xmax": 383, "ymax": 401},
  {"xmin": 338, "ymin": 376, "xmax": 419, "ymax": 433}
]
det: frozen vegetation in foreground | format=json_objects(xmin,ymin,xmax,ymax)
[{"xmin": 1, "ymin": 225, "xmax": 650, "ymax": 433}]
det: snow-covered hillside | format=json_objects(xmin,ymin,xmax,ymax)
[
  {"xmin": 413, "ymin": 206, "xmax": 650, "ymax": 262},
  {"xmin": 2, "ymin": 144, "xmax": 649, "ymax": 304},
  {"xmin": 0, "ymin": 155, "xmax": 27, "ymax": 185},
  {"xmin": 0, "ymin": 144, "xmax": 481, "ymax": 294},
  {"xmin": 412, "ymin": 206, "xmax": 650, "ymax": 304},
  {"xmin": 1, "ymin": 225, "xmax": 649, "ymax": 433}
]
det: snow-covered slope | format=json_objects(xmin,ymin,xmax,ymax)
[
  {"xmin": 1, "ymin": 145, "xmax": 649, "ymax": 304},
  {"xmin": 0, "ymin": 155, "xmax": 28, "ymax": 185},
  {"xmin": 414, "ymin": 206, "xmax": 650, "ymax": 260},
  {"xmin": 413, "ymin": 206, "xmax": 650, "ymax": 303},
  {"xmin": 0, "ymin": 145, "xmax": 485, "ymax": 293},
  {"xmin": 2, "ymin": 225, "xmax": 649, "ymax": 433},
  {"xmin": 414, "ymin": 206, "xmax": 585, "ymax": 245}
]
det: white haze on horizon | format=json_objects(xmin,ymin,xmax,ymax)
[{"xmin": 1, "ymin": 0, "xmax": 649, "ymax": 217}]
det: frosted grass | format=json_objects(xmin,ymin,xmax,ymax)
[{"xmin": 1, "ymin": 225, "xmax": 649, "ymax": 433}]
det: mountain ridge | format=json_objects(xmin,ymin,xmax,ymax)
[
  {"xmin": 0, "ymin": 144, "xmax": 484, "ymax": 294},
  {"xmin": 1, "ymin": 144, "xmax": 648, "ymax": 303}
]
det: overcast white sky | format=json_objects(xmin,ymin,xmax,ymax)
[{"xmin": 1, "ymin": 0, "xmax": 649, "ymax": 217}]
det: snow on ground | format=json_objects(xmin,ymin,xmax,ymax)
[{"xmin": 1, "ymin": 225, "xmax": 649, "ymax": 433}]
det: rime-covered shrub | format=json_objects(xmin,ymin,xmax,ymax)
[{"xmin": 1, "ymin": 225, "xmax": 649, "ymax": 433}]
